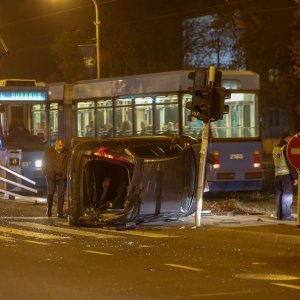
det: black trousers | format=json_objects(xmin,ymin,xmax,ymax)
[
  {"xmin": 46, "ymin": 175, "xmax": 67, "ymax": 214},
  {"xmin": 275, "ymin": 175, "xmax": 293, "ymax": 220}
]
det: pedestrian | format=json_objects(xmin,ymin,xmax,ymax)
[
  {"xmin": 42, "ymin": 138, "xmax": 70, "ymax": 218},
  {"xmin": 272, "ymin": 132, "xmax": 298, "ymax": 221}
]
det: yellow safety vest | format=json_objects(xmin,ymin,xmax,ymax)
[{"xmin": 272, "ymin": 146, "xmax": 289, "ymax": 176}]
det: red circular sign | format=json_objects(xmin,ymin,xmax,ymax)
[{"xmin": 287, "ymin": 133, "xmax": 300, "ymax": 169}]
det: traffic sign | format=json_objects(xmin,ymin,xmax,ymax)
[{"xmin": 287, "ymin": 133, "xmax": 300, "ymax": 169}]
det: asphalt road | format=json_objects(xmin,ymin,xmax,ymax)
[{"xmin": 0, "ymin": 200, "xmax": 300, "ymax": 300}]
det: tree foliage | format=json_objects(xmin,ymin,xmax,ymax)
[
  {"xmin": 182, "ymin": 10, "xmax": 245, "ymax": 70},
  {"xmin": 51, "ymin": 31, "xmax": 87, "ymax": 82}
]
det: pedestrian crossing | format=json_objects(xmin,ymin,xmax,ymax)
[
  {"xmin": 10, "ymin": 222, "xmax": 123, "ymax": 239},
  {"xmin": 0, "ymin": 225, "xmax": 66, "ymax": 240},
  {"xmin": 0, "ymin": 220, "xmax": 178, "ymax": 242}
]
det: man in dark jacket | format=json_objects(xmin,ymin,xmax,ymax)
[
  {"xmin": 42, "ymin": 138, "xmax": 70, "ymax": 218},
  {"xmin": 272, "ymin": 132, "xmax": 298, "ymax": 220}
]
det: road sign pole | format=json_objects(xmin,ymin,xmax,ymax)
[
  {"xmin": 195, "ymin": 121, "xmax": 210, "ymax": 227},
  {"xmin": 286, "ymin": 133, "xmax": 300, "ymax": 226},
  {"xmin": 298, "ymin": 170, "xmax": 300, "ymax": 227}
]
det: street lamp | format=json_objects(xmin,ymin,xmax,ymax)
[{"xmin": 92, "ymin": 0, "xmax": 100, "ymax": 79}]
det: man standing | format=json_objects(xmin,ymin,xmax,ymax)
[
  {"xmin": 272, "ymin": 132, "xmax": 298, "ymax": 220},
  {"xmin": 42, "ymin": 138, "xmax": 70, "ymax": 218}
]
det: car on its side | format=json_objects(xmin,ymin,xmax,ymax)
[{"xmin": 68, "ymin": 135, "xmax": 201, "ymax": 226}]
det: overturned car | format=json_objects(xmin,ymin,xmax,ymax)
[{"xmin": 68, "ymin": 136, "xmax": 200, "ymax": 226}]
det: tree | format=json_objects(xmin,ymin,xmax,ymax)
[
  {"xmin": 100, "ymin": 0, "xmax": 184, "ymax": 77},
  {"xmin": 291, "ymin": 0, "xmax": 300, "ymax": 129},
  {"xmin": 182, "ymin": 9, "xmax": 245, "ymax": 70},
  {"xmin": 235, "ymin": 0, "xmax": 299, "ymax": 133},
  {"xmin": 50, "ymin": 30, "xmax": 87, "ymax": 82}
]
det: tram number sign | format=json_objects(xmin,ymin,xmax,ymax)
[{"xmin": 287, "ymin": 134, "xmax": 300, "ymax": 169}]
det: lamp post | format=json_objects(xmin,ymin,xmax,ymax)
[{"xmin": 92, "ymin": 0, "xmax": 100, "ymax": 79}]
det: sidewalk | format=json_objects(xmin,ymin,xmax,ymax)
[
  {"xmin": 140, "ymin": 196, "xmax": 300, "ymax": 247},
  {"xmin": 166, "ymin": 213, "xmax": 300, "ymax": 247}
]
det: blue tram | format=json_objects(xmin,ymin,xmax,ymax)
[
  {"xmin": 0, "ymin": 79, "xmax": 49, "ymax": 193},
  {"xmin": 48, "ymin": 70, "xmax": 263, "ymax": 192}
]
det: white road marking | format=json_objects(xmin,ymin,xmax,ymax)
[
  {"xmin": 191, "ymin": 290, "xmax": 256, "ymax": 297},
  {"xmin": 0, "ymin": 226, "xmax": 66, "ymax": 240},
  {"xmin": 165, "ymin": 264, "xmax": 203, "ymax": 272},
  {"xmin": 56, "ymin": 221, "xmax": 178, "ymax": 238},
  {"xmin": 233, "ymin": 274, "xmax": 300, "ymax": 281},
  {"xmin": 23, "ymin": 240, "xmax": 49, "ymax": 245},
  {"xmin": 82, "ymin": 250, "xmax": 113, "ymax": 256},
  {"xmin": 0, "ymin": 235, "xmax": 14, "ymax": 241},
  {"xmin": 97, "ymin": 228, "xmax": 178, "ymax": 238},
  {"xmin": 272, "ymin": 283, "xmax": 300, "ymax": 290},
  {"xmin": 11, "ymin": 222, "xmax": 123, "ymax": 239}
]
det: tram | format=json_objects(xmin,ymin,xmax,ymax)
[
  {"xmin": 0, "ymin": 79, "xmax": 49, "ymax": 193},
  {"xmin": 48, "ymin": 70, "xmax": 263, "ymax": 192}
]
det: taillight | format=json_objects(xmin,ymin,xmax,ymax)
[
  {"xmin": 96, "ymin": 147, "xmax": 129, "ymax": 164},
  {"xmin": 253, "ymin": 150, "xmax": 261, "ymax": 168},
  {"xmin": 97, "ymin": 147, "xmax": 113, "ymax": 159},
  {"xmin": 212, "ymin": 151, "xmax": 220, "ymax": 169}
]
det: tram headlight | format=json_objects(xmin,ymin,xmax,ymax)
[{"xmin": 35, "ymin": 160, "xmax": 42, "ymax": 168}]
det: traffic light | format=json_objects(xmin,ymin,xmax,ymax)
[
  {"xmin": 208, "ymin": 69, "xmax": 230, "ymax": 121},
  {"xmin": 186, "ymin": 68, "xmax": 231, "ymax": 123},
  {"xmin": 186, "ymin": 70, "xmax": 213, "ymax": 123},
  {"xmin": 210, "ymin": 87, "xmax": 231, "ymax": 121}
]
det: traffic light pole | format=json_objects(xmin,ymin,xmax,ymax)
[
  {"xmin": 186, "ymin": 66, "xmax": 227, "ymax": 227},
  {"xmin": 195, "ymin": 121, "xmax": 210, "ymax": 227}
]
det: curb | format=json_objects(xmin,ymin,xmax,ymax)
[{"xmin": 207, "ymin": 227, "xmax": 300, "ymax": 246}]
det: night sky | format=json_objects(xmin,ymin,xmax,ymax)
[
  {"xmin": 0, "ymin": 0, "xmax": 97, "ymax": 81},
  {"xmin": 0, "ymin": 0, "xmax": 224, "ymax": 82}
]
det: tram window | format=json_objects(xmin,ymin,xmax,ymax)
[
  {"xmin": 32, "ymin": 104, "xmax": 46, "ymax": 140},
  {"xmin": 50, "ymin": 103, "xmax": 59, "ymax": 144},
  {"xmin": 116, "ymin": 97, "xmax": 133, "ymax": 136},
  {"xmin": 135, "ymin": 97, "xmax": 153, "ymax": 105},
  {"xmin": 155, "ymin": 95, "xmax": 178, "ymax": 135},
  {"xmin": 77, "ymin": 101, "xmax": 95, "ymax": 109},
  {"xmin": 97, "ymin": 99, "xmax": 113, "ymax": 107},
  {"xmin": 222, "ymin": 80, "xmax": 241, "ymax": 90},
  {"xmin": 212, "ymin": 93, "xmax": 258, "ymax": 138},
  {"xmin": 182, "ymin": 92, "xmax": 258, "ymax": 139},
  {"xmin": 96, "ymin": 100, "xmax": 113, "ymax": 138},
  {"xmin": 0, "ymin": 79, "xmax": 37, "ymax": 87},
  {"xmin": 76, "ymin": 101, "xmax": 95, "ymax": 137},
  {"xmin": 135, "ymin": 97, "xmax": 153, "ymax": 135},
  {"xmin": 156, "ymin": 95, "xmax": 178, "ymax": 104},
  {"xmin": 116, "ymin": 98, "xmax": 132, "ymax": 106}
]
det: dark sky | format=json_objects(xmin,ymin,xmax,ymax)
[
  {"xmin": 0, "ymin": 0, "xmax": 98, "ymax": 81},
  {"xmin": 0, "ymin": 0, "xmax": 218, "ymax": 81}
]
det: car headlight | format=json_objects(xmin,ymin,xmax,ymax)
[{"xmin": 35, "ymin": 160, "xmax": 42, "ymax": 168}]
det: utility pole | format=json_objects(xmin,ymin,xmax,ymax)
[{"xmin": 92, "ymin": 0, "xmax": 100, "ymax": 79}]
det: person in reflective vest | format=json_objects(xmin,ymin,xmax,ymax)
[{"xmin": 272, "ymin": 132, "xmax": 298, "ymax": 220}]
